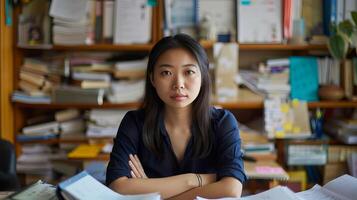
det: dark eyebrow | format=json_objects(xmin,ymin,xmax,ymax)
[
  {"xmin": 182, "ymin": 64, "xmax": 198, "ymax": 68},
  {"xmin": 158, "ymin": 64, "xmax": 198, "ymax": 68}
]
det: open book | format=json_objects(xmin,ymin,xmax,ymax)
[{"xmin": 58, "ymin": 171, "xmax": 160, "ymax": 200}]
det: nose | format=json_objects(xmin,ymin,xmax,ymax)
[{"xmin": 172, "ymin": 75, "xmax": 185, "ymax": 90}]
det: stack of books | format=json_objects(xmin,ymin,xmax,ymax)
[
  {"xmin": 114, "ymin": 58, "xmax": 147, "ymax": 79},
  {"xmin": 240, "ymin": 124, "xmax": 276, "ymax": 161},
  {"xmin": 17, "ymin": 109, "xmax": 82, "ymax": 142},
  {"xmin": 324, "ymin": 118, "xmax": 357, "ymax": 144},
  {"xmin": 86, "ymin": 109, "xmax": 129, "ymax": 138},
  {"xmin": 17, "ymin": 58, "xmax": 62, "ymax": 96},
  {"xmin": 108, "ymin": 79, "xmax": 145, "ymax": 103},
  {"xmin": 49, "ymin": 0, "xmax": 96, "ymax": 45},
  {"xmin": 16, "ymin": 144, "xmax": 66, "ymax": 182},
  {"xmin": 240, "ymin": 58, "xmax": 290, "ymax": 99}
]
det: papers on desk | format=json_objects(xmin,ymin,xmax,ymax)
[
  {"xmin": 196, "ymin": 186, "xmax": 299, "ymax": 200},
  {"xmin": 5, "ymin": 180, "xmax": 57, "ymax": 200},
  {"xmin": 296, "ymin": 174, "xmax": 357, "ymax": 200},
  {"xmin": 241, "ymin": 186, "xmax": 300, "ymax": 200},
  {"xmin": 196, "ymin": 174, "xmax": 357, "ymax": 200},
  {"xmin": 58, "ymin": 171, "xmax": 161, "ymax": 200}
]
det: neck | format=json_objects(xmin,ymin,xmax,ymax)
[{"xmin": 164, "ymin": 106, "xmax": 192, "ymax": 131}]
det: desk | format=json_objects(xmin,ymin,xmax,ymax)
[{"xmin": 0, "ymin": 191, "xmax": 13, "ymax": 199}]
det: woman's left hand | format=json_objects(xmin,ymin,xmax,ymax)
[{"xmin": 129, "ymin": 154, "xmax": 148, "ymax": 179}]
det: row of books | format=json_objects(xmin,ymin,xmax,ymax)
[
  {"xmin": 16, "ymin": 143, "xmax": 110, "ymax": 184},
  {"xmin": 18, "ymin": 0, "xmax": 357, "ymax": 46},
  {"xmin": 17, "ymin": 109, "xmax": 128, "ymax": 142},
  {"xmin": 18, "ymin": 58, "xmax": 62, "ymax": 97},
  {"xmin": 12, "ymin": 54, "xmax": 147, "ymax": 104},
  {"xmin": 18, "ymin": 0, "xmax": 153, "ymax": 46},
  {"xmin": 239, "ymin": 57, "xmax": 357, "ymax": 102},
  {"xmin": 165, "ymin": 0, "xmax": 357, "ymax": 44},
  {"xmin": 239, "ymin": 58, "xmax": 291, "ymax": 99}
]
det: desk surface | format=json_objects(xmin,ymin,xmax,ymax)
[{"xmin": 0, "ymin": 191, "xmax": 13, "ymax": 199}]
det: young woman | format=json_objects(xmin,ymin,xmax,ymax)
[{"xmin": 106, "ymin": 34, "xmax": 246, "ymax": 199}]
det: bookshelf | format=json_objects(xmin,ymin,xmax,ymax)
[
  {"xmin": 17, "ymin": 44, "xmax": 154, "ymax": 51},
  {"xmin": 200, "ymin": 40, "xmax": 328, "ymax": 51},
  {"xmin": 4, "ymin": 0, "xmax": 357, "ymax": 187},
  {"xmin": 17, "ymin": 43, "xmax": 329, "ymax": 51},
  {"xmin": 17, "ymin": 137, "xmax": 113, "ymax": 145},
  {"xmin": 0, "ymin": 0, "xmax": 15, "ymax": 142},
  {"xmin": 14, "ymin": 100, "xmax": 357, "ymax": 110}
]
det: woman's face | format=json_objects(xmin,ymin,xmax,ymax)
[{"xmin": 151, "ymin": 48, "xmax": 202, "ymax": 109}]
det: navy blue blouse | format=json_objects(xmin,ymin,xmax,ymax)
[{"xmin": 106, "ymin": 107, "xmax": 247, "ymax": 185}]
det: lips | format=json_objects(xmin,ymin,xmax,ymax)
[{"xmin": 170, "ymin": 94, "xmax": 188, "ymax": 100}]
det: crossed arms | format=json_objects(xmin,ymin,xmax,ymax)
[{"xmin": 109, "ymin": 154, "xmax": 243, "ymax": 200}]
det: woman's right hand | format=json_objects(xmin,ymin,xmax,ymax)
[{"xmin": 128, "ymin": 154, "xmax": 148, "ymax": 179}]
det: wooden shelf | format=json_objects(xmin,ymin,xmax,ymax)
[
  {"xmin": 276, "ymin": 138, "xmax": 345, "ymax": 146},
  {"xmin": 14, "ymin": 101, "xmax": 263, "ymax": 109},
  {"xmin": 213, "ymin": 101, "xmax": 263, "ymax": 109},
  {"xmin": 17, "ymin": 42, "xmax": 328, "ymax": 51},
  {"xmin": 17, "ymin": 137, "xmax": 113, "ymax": 144},
  {"xmin": 307, "ymin": 101, "xmax": 357, "ymax": 108},
  {"xmin": 14, "ymin": 102, "xmax": 142, "ymax": 109},
  {"xmin": 239, "ymin": 44, "xmax": 328, "ymax": 50},
  {"xmin": 17, "ymin": 43, "xmax": 154, "ymax": 51},
  {"xmin": 13, "ymin": 100, "xmax": 357, "ymax": 109},
  {"xmin": 200, "ymin": 40, "xmax": 328, "ymax": 50},
  {"xmin": 68, "ymin": 153, "xmax": 110, "ymax": 161}
]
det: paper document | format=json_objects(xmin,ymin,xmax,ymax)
[
  {"xmin": 5, "ymin": 180, "xmax": 57, "ymax": 200},
  {"xmin": 241, "ymin": 186, "xmax": 300, "ymax": 200},
  {"xmin": 297, "ymin": 185, "xmax": 349, "ymax": 200},
  {"xmin": 114, "ymin": 0, "xmax": 152, "ymax": 44},
  {"xmin": 58, "ymin": 171, "xmax": 160, "ymax": 200},
  {"xmin": 297, "ymin": 174, "xmax": 357, "ymax": 200}
]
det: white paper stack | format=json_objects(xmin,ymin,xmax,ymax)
[
  {"xmin": 86, "ymin": 109, "xmax": 129, "ymax": 138},
  {"xmin": 17, "ymin": 144, "xmax": 66, "ymax": 177},
  {"xmin": 49, "ymin": 0, "xmax": 95, "ymax": 45},
  {"xmin": 108, "ymin": 79, "xmax": 145, "ymax": 103}
]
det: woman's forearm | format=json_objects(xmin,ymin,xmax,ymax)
[
  {"xmin": 168, "ymin": 177, "xmax": 242, "ymax": 200},
  {"xmin": 110, "ymin": 173, "xmax": 197, "ymax": 199},
  {"xmin": 109, "ymin": 173, "xmax": 216, "ymax": 199}
]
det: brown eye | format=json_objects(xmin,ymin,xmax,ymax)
[
  {"xmin": 160, "ymin": 71, "xmax": 172, "ymax": 76},
  {"xmin": 186, "ymin": 70, "xmax": 195, "ymax": 75}
]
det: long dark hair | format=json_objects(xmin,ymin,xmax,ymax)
[{"xmin": 141, "ymin": 34, "xmax": 213, "ymax": 158}]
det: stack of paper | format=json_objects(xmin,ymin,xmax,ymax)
[
  {"xmin": 17, "ymin": 144, "xmax": 66, "ymax": 179},
  {"xmin": 108, "ymin": 80, "xmax": 145, "ymax": 103},
  {"xmin": 58, "ymin": 171, "xmax": 161, "ymax": 200},
  {"xmin": 196, "ymin": 175, "xmax": 357, "ymax": 200},
  {"xmin": 49, "ymin": 0, "xmax": 95, "ymax": 45},
  {"xmin": 114, "ymin": 58, "xmax": 148, "ymax": 79},
  {"xmin": 86, "ymin": 109, "xmax": 129, "ymax": 138}
]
